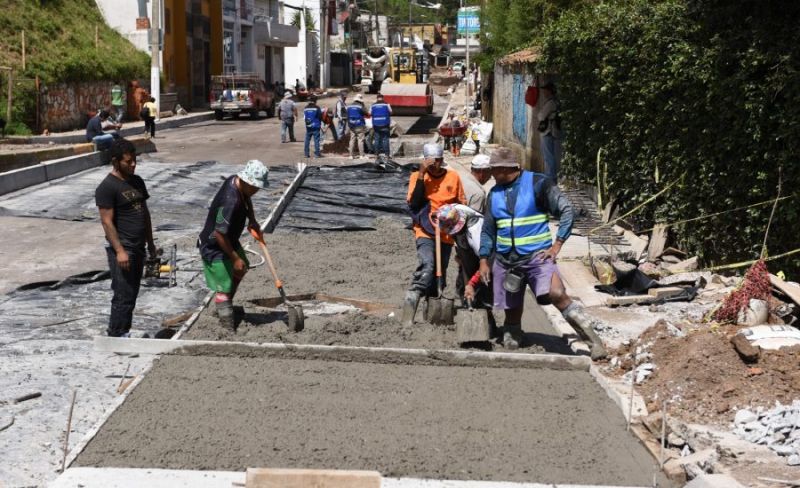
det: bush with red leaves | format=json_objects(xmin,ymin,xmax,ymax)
[{"xmin": 713, "ymin": 260, "xmax": 771, "ymax": 323}]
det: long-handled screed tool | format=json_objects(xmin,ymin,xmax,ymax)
[
  {"xmin": 250, "ymin": 228, "xmax": 304, "ymax": 332},
  {"xmin": 455, "ymin": 266, "xmax": 491, "ymax": 344},
  {"xmin": 425, "ymin": 220, "xmax": 454, "ymax": 325}
]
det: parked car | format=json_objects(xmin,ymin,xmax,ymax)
[
  {"xmin": 209, "ymin": 74, "xmax": 275, "ymax": 120},
  {"xmin": 451, "ymin": 61, "xmax": 465, "ymax": 74}
]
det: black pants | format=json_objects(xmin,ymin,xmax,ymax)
[
  {"xmin": 143, "ymin": 115, "xmax": 155, "ymax": 137},
  {"xmin": 106, "ymin": 247, "xmax": 145, "ymax": 337}
]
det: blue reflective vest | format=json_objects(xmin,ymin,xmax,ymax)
[
  {"xmin": 347, "ymin": 104, "xmax": 365, "ymax": 127},
  {"xmin": 371, "ymin": 103, "xmax": 391, "ymax": 127},
  {"xmin": 489, "ymin": 171, "xmax": 552, "ymax": 255},
  {"xmin": 304, "ymin": 106, "xmax": 321, "ymax": 129}
]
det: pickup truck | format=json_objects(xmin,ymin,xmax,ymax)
[{"xmin": 209, "ymin": 75, "xmax": 275, "ymax": 120}]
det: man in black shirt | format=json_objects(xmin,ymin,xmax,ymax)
[
  {"xmin": 198, "ymin": 160, "xmax": 269, "ymax": 330},
  {"xmin": 86, "ymin": 110, "xmax": 116, "ymax": 150},
  {"xmin": 95, "ymin": 138, "xmax": 157, "ymax": 337}
]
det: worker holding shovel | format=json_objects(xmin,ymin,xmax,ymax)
[
  {"xmin": 401, "ymin": 143, "xmax": 465, "ymax": 326},
  {"xmin": 198, "ymin": 160, "xmax": 269, "ymax": 331},
  {"xmin": 478, "ymin": 147, "xmax": 608, "ymax": 359}
]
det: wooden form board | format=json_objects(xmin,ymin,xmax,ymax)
[
  {"xmin": 770, "ymin": 274, "xmax": 800, "ymax": 306},
  {"xmin": 246, "ymin": 468, "xmax": 381, "ymax": 488}
]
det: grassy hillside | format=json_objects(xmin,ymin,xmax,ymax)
[{"xmin": 0, "ymin": 0, "xmax": 150, "ymax": 133}]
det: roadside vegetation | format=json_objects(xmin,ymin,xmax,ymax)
[
  {"xmin": 480, "ymin": 0, "xmax": 800, "ymax": 276},
  {"xmin": 0, "ymin": 0, "xmax": 150, "ymax": 134}
]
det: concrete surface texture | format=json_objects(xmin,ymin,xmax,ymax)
[{"xmin": 74, "ymin": 355, "xmax": 668, "ymax": 486}]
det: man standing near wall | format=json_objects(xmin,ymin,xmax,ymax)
[
  {"xmin": 538, "ymin": 81, "xmax": 563, "ymax": 182},
  {"xmin": 111, "ymin": 82, "xmax": 127, "ymax": 122},
  {"xmin": 95, "ymin": 138, "xmax": 157, "ymax": 338}
]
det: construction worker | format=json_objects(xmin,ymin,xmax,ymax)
[
  {"xmin": 335, "ymin": 90, "xmax": 348, "ymax": 138},
  {"xmin": 303, "ymin": 95, "xmax": 323, "ymax": 158},
  {"xmin": 538, "ymin": 81, "xmax": 563, "ymax": 182},
  {"xmin": 436, "ymin": 203, "xmax": 496, "ymax": 333},
  {"xmin": 278, "ymin": 91, "xmax": 298, "ymax": 143},
  {"xmin": 95, "ymin": 138, "xmax": 157, "ymax": 337},
  {"xmin": 370, "ymin": 93, "xmax": 392, "ymax": 156},
  {"xmin": 462, "ymin": 154, "xmax": 492, "ymax": 213},
  {"xmin": 198, "ymin": 160, "xmax": 270, "ymax": 331},
  {"xmin": 401, "ymin": 143, "xmax": 466, "ymax": 325},
  {"xmin": 347, "ymin": 94, "xmax": 367, "ymax": 159},
  {"xmin": 478, "ymin": 147, "xmax": 607, "ymax": 358}
]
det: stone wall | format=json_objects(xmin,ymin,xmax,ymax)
[{"xmin": 39, "ymin": 81, "xmax": 114, "ymax": 133}]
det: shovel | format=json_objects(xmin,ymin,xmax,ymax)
[
  {"xmin": 455, "ymin": 268, "xmax": 491, "ymax": 344},
  {"xmin": 250, "ymin": 228, "xmax": 305, "ymax": 332},
  {"xmin": 426, "ymin": 220, "xmax": 455, "ymax": 325}
]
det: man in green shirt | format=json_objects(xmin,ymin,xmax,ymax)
[{"xmin": 111, "ymin": 83, "xmax": 127, "ymax": 122}]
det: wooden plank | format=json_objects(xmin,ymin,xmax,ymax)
[
  {"xmin": 246, "ymin": 468, "xmax": 381, "ymax": 488},
  {"xmin": 771, "ymin": 274, "xmax": 800, "ymax": 306},
  {"xmin": 606, "ymin": 295, "xmax": 655, "ymax": 306},
  {"xmin": 93, "ymin": 336, "xmax": 591, "ymax": 371},
  {"xmin": 648, "ymin": 287, "xmax": 684, "ymax": 299},
  {"xmin": 646, "ymin": 224, "xmax": 668, "ymax": 262}
]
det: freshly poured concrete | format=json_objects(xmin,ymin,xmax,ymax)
[{"xmin": 75, "ymin": 355, "xmax": 667, "ymax": 486}]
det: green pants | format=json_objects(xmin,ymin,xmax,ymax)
[{"xmin": 202, "ymin": 247, "xmax": 249, "ymax": 294}]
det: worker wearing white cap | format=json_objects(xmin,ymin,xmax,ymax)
[
  {"xmin": 198, "ymin": 160, "xmax": 270, "ymax": 331},
  {"xmin": 401, "ymin": 143, "xmax": 466, "ymax": 326},
  {"xmin": 461, "ymin": 153, "xmax": 492, "ymax": 213}
]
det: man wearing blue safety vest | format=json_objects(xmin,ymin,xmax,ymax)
[
  {"xmin": 303, "ymin": 95, "xmax": 323, "ymax": 158},
  {"xmin": 478, "ymin": 147, "xmax": 608, "ymax": 359},
  {"xmin": 347, "ymin": 94, "xmax": 367, "ymax": 159},
  {"xmin": 369, "ymin": 93, "xmax": 392, "ymax": 156}
]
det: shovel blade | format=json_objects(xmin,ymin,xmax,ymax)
[
  {"xmin": 455, "ymin": 309, "xmax": 491, "ymax": 344},
  {"xmin": 287, "ymin": 305, "xmax": 305, "ymax": 332},
  {"xmin": 428, "ymin": 297, "xmax": 455, "ymax": 325}
]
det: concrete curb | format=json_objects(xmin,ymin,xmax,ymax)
[
  {"xmin": 4, "ymin": 112, "xmax": 215, "ymax": 145},
  {"xmin": 0, "ymin": 138, "xmax": 156, "ymax": 197},
  {"xmin": 92, "ymin": 336, "xmax": 593, "ymax": 371}
]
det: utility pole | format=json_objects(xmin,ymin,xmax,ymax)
[
  {"xmin": 150, "ymin": 0, "xmax": 161, "ymax": 119},
  {"xmin": 463, "ymin": 0, "xmax": 470, "ymax": 111},
  {"xmin": 320, "ymin": 0, "xmax": 327, "ymax": 90},
  {"xmin": 373, "ymin": 0, "xmax": 379, "ymax": 45}
]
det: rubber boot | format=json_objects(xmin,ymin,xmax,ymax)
[
  {"xmin": 401, "ymin": 290, "xmax": 421, "ymax": 326},
  {"xmin": 502, "ymin": 323, "xmax": 522, "ymax": 350},
  {"xmin": 216, "ymin": 301, "xmax": 236, "ymax": 332},
  {"xmin": 563, "ymin": 304, "xmax": 608, "ymax": 360}
]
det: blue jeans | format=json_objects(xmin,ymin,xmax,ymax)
[
  {"xmin": 410, "ymin": 237, "xmax": 453, "ymax": 297},
  {"xmin": 281, "ymin": 118, "xmax": 295, "ymax": 142},
  {"xmin": 374, "ymin": 127, "xmax": 390, "ymax": 156},
  {"xmin": 106, "ymin": 246, "xmax": 145, "ymax": 337},
  {"xmin": 337, "ymin": 118, "xmax": 347, "ymax": 138},
  {"xmin": 304, "ymin": 127, "xmax": 321, "ymax": 157},
  {"xmin": 92, "ymin": 134, "xmax": 115, "ymax": 150},
  {"xmin": 540, "ymin": 133, "xmax": 562, "ymax": 182}
]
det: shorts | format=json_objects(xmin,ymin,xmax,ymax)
[
  {"xmin": 202, "ymin": 247, "xmax": 249, "ymax": 293},
  {"xmin": 492, "ymin": 253, "xmax": 559, "ymax": 310}
]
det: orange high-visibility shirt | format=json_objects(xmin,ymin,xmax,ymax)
[{"xmin": 406, "ymin": 169, "xmax": 466, "ymax": 245}]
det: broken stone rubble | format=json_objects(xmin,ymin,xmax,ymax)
[{"xmin": 733, "ymin": 400, "xmax": 800, "ymax": 465}]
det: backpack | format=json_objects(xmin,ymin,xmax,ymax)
[{"xmin": 139, "ymin": 106, "xmax": 150, "ymax": 119}]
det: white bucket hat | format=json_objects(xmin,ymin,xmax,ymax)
[
  {"xmin": 237, "ymin": 160, "xmax": 270, "ymax": 189},
  {"xmin": 471, "ymin": 154, "xmax": 491, "ymax": 170}
]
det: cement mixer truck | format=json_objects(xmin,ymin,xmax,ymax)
[{"xmin": 361, "ymin": 47, "xmax": 389, "ymax": 94}]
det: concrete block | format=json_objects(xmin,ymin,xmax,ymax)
[
  {"xmin": 246, "ymin": 468, "xmax": 380, "ymax": 488},
  {"xmin": 0, "ymin": 164, "xmax": 47, "ymax": 196},
  {"xmin": 684, "ymin": 474, "xmax": 746, "ymax": 488},
  {"xmin": 43, "ymin": 152, "xmax": 103, "ymax": 181},
  {"xmin": 730, "ymin": 334, "xmax": 760, "ymax": 363}
]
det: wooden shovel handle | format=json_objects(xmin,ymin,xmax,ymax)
[{"xmin": 250, "ymin": 229, "xmax": 283, "ymax": 289}]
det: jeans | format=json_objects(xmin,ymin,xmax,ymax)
[
  {"xmin": 143, "ymin": 115, "xmax": 156, "ymax": 137},
  {"xmin": 349, "ymin": 126, "xmax": 366, "ymax": 157},
  {"xmin": 374, "ymin": 127, "xmax": 391, "ymax": 156},
  {"xmin": 540, "ymin": 133, "xmax": 562, "ymax": 182},
  {"xmin": 410, "ymin": 237, "xmax": 453, "ymax": 297},
  {"xmin": 337, "ymin": 118, "xmax": 347, "ymax": 138},
  {"xmin": 92, "ymin": 134, "xmax": 115, "ymax": 150},
  {"xmin": 304, "ymin": 127, "xmax": 321, "ymax": 157},
  {"xmin": 113, "ymin": 105, "xmax": 126, "ymax": 123},
  {"xmin": 281, "ymin": 118, "xmax": 296, "ymax": 142},
  {"xmin": 106, "ymin": 246, "xmax": 145, "ymax": 337}
]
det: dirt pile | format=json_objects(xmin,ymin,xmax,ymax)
[{"xmin": 611, "ymin": 320, "xmax": 800, "ymax": 426}]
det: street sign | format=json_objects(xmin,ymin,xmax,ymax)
[{"xmin": 457, "ymin": 7, "xmax": 479, "ymax": 35}]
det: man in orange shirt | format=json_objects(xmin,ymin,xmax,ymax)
[{"xmin": 402, "ymin": 143, "xmax": 466, "ymax": 325}]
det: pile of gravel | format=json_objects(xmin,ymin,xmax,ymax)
[{"xmin": 733, "ymin": 400, "xmax": 800, "ymax": 465}]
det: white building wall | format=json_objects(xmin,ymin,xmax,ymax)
[
  {"xmin": 95, "ymin": 0, "xmax": 151, "ymax": 53},
  {"xmin": 282, "ymin": 0, "xmax": 320, "ymax": 86}
]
